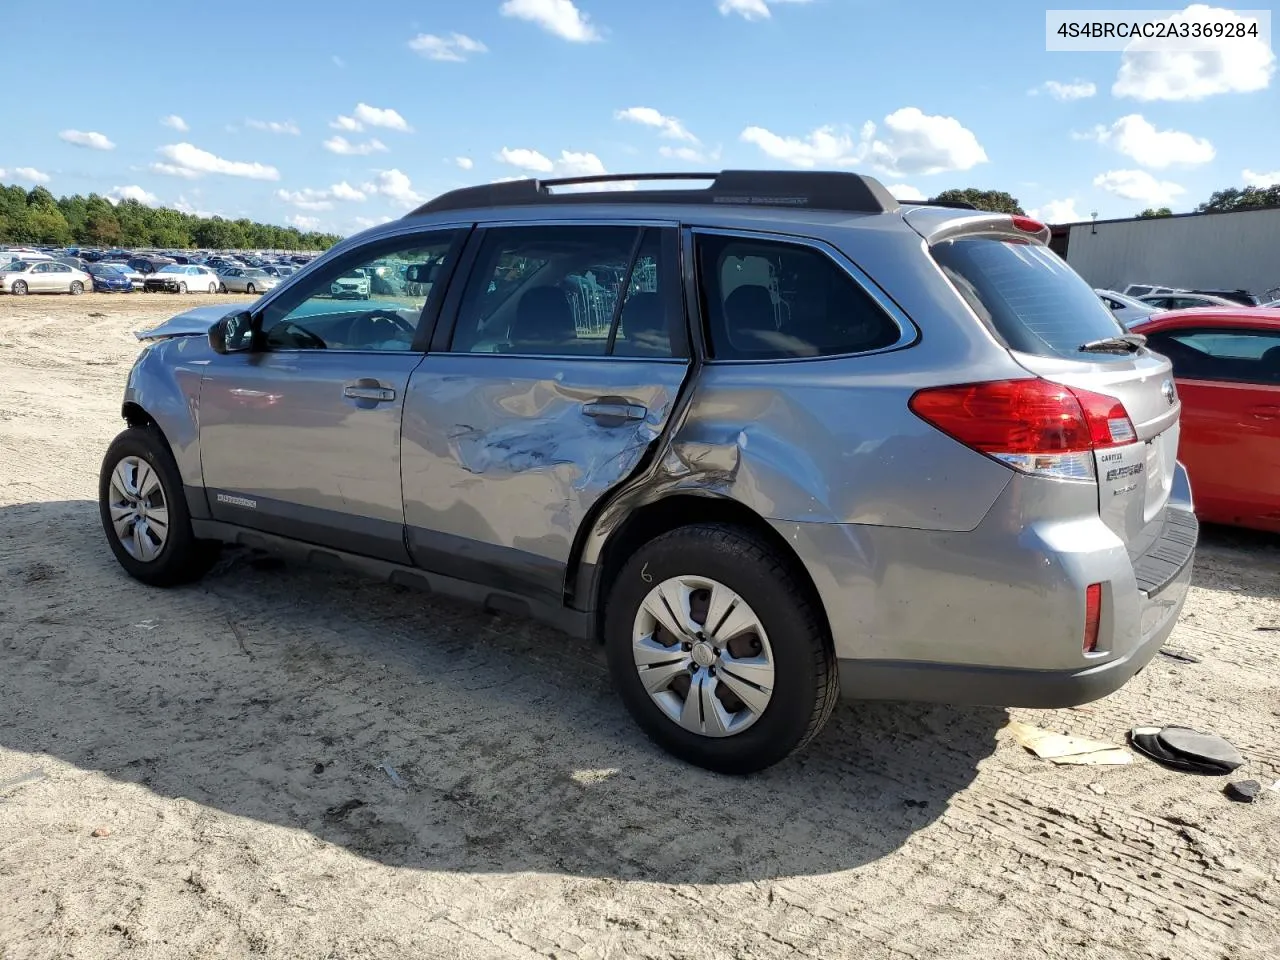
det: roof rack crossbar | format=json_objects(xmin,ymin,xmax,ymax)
[{"xmin": 409, "ymin": 170, "xmax": 901, "ymax": 217}]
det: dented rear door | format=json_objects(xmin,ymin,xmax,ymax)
[{"xmin": 400, "ymin": 224, "xmax": 688, "ymax": 604}]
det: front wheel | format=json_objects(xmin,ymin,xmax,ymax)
[
  {"xmin": 69, "ymin": 280, "xmax": 84, "ymax": 295},
  {"xmin": 604, "ymin": 523, "xmax": 837, "ymax": 774},
  {"xmin": 99, "ymin": 427, "xmax": 217, "ymax": 586},
  {"xmin": 177, "ymin": 282, "xmax": 187, "ymax": 294},
  {"xmin": 218, "ymin": 282, "xmax": 228, "ymax": 293},
  {"xmin": 11, "ymin": 279, "xmax": 27, "ymax": 296},
  {"xmin": 208, "ymin": 282, "xmax": 217, "ymax": 294}
]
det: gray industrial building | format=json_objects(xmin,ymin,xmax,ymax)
[{"xmin": 1048, "ymin": 206, "xmax": 1280, "ymax": 301}]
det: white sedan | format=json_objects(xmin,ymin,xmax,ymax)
[{"xmin": 0, "ymin": 259, "xmax": 92, "ymax": 295}]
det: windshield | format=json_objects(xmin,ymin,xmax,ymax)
[
  {"xmin": 2, "ymin": 260, "xmax": 32, "ymax": 272},
  {"xmin": 932, "ymin": 237, "xmax": 1128, "ymax": 361},
  {"xmin": 87, "ymin": 265, "xmax": 121, "ymax": 276}
]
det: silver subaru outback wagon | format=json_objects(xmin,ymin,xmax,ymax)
[{"xmin": 99, "ymin": 171, "xmax": 1197, "ymax": 773}]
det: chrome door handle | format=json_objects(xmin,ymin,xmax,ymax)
[
  {"xmin": 344, "ymin": 384, "xmax": 396, "ymax": 402},
  {"xmin": 582, "ymin": 399, "xmax": 647, "ymax": 425}
]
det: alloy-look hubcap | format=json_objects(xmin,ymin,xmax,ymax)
[
  {"xmin": 108, "ymin": 456, "xmax": 170, "ymax": 562},
  {"xmin": 631, "ymin": 575, "xmax": 776, "ymax": 738}
]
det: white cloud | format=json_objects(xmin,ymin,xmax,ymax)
[
  {"xmin": 173, "ymin": 195, "xmax": 214, "ymax": 217},
  {"xmin": 497, "ymin": 147, "xmax": 555, "ymax": 173},
  {"xmin": 717, "ymin": 0, "xmax": 812, "ymax": 20},
  {"xmin": 353, "ymin": 215, "xmax": 394, "ymax": 229},
  {"xmin": 1079, "ymin": 114, "xmax": 1214, "ymax": 169},
  {"xmin": 107, "ymin": 185, "xmax": 158, "ymax": 206},
  {"xmin": 287, "ymin": 214, "xmax": 322, "ymax": 230},
  {"xmin": 161, "ymin": 114, "xmax": 189, "ymax": 132},
  {"xmin": 277, "ymin": 182, "xmax": 367, "ymax": 210},
  {"xmin": 409, "ymin": 32, "xmax": 488, "ymax": 61},
  {"xmin": 866, "ymin": 107, "xmax": 987, "ymax": 177},
  {"xmin": 615, "ymin": 106, "xmax": 697, "ymax": 142},
  {"xmin": 1113, "ymin": 5, "xmax": 1274, "ymax": 101},
  {"xmin": 246, "ymin": 119, "xmax": 301, "ymax": 135},
  {"xmin": 659, "ymin": 145, "xmax": 707, "ymax": 163},
  {"xmin": 740, "ymin": 124, "xmax": 865, "ymax": 168},
  {"xmin": 554, "ymin": 150, "xmax": 607, "ymax": 178},
  {"xmin": 151, "ymin": 143, "xmax": 280, "ymax": 180},
  {"xmin": 1033, "ymin": 79, "xmax": 1097, "ymax": 101},
  {"xmin": 361, "ymin": 169, "xmax": 425, "ymax": 208},
  {"xmin": 741, "ymin": 107, "xmax": 986, "ymax": 176},
  {"xmin": 331, "ymin": 115, "xmax": 362, "ymax": 131},
  {"xmin": 4, "ymin": 167, "xmax": 51, "ymax": 184},
  {"xmin": 59, "ymin": 129, "xmax": 115, "ymax": 150},
  {"xmin": 323, "ymin": 136, "xmax": 388, "ymax": 156},
  {"xmin": 500, "ymin": 0, "xmax": 601, "ymax": 42},
  {"xmin": 1093, "ymin": 169, "xmax": 1185, "ymax": 205},
  {"xmin": 1029, "ymin": 199, "xmax": 1082, "ymax": 223},
  {"xmin": 454, "ymin": 157, "xmax": 475, "ymax": 170},
  {"xmin": 1243, "ymin": 168, "xmax": 1280, "ymax": 188},
  {"xmin": 888, "ymin": 184, "xmax": 926, "ymax": 201},
  {"xmin": 353, "ymin": 103, "xmax": 412, "ymax": 132}
]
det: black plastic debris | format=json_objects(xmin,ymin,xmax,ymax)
[
  {"xmin": 1224, "ymin": 780, "xmax": 1263, "ymax": 803},
  {"xmin": 1128, "ymin": 726, "xmax": 1244, "ymax": 775},
  {"xmin": 1159, "ymin": 648, "xmax": 1202, "ymax": 664}
]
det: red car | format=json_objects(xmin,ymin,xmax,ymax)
[{"xmin": 1130, "ymin": 307, "xmax": 1280, "ymax": 533}]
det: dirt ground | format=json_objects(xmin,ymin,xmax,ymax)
[{"xmin": 1, "ymin": 292, "xmax": 1278, "ymax": 960}]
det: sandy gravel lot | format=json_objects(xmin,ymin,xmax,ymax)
[{"xmin": 1, "ymin": 292, "xmax": 1278, "ymax": 960}]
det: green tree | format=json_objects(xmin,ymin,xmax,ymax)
[
  {"xmin": 1195, "ymin": 184, "xmax": 1280, "ymax": 213},
  {"xmin": 25, "ymin": 207, "xmax": 73, "ymax": 244},
  {"xmin": 931, "ymin": 188, "xmax": 1026, "ymax": 215},
  {"xmin": 84, "ymin": 209, "xmax": 122, "ymax": 246},
  {"xmin": 1137, "ymin": 207, "xmax": 1173, "ymax": 218}
]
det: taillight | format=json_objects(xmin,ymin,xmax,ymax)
[
  {"xmin": 1084, "ymin": 583, "xmax": 1102, "ymax": 652},
  {"xmin": 1011, "ymin": 215, "xmax": 1046, "ymax": 234},
  {"xmin": 908, "ymin": 378, "xmax": 1137, "ymax": 480}
]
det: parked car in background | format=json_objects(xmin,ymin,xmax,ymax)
[
  {"xmin": 1096, "ymin": 289, "xmax": 1165, "ymax": 328},
  {"xmin": 1187, "ymin": 289, "xmax": 1262, "ymax": 307},
  {"xmin": 102, "ymin": 261, "xmax": 148, "ymax": 287},
  {"xmin": 86, "ymin": 263, "xmax": 134, "ymax": 293},
  {"xmin": 1142, "ymin": 292, "xmax": 1241, "ymax": 310},
  {"xmin": 1132, "ymin": 307, "xmax": 1280, "ymax": 533},
  {"xmin": 99, "ymin": 170, "xmax": 1198, "ymax": 773},
  {"xmin": 143, "ymin": 264, "xmax": 221, "ymax": 294},
  {"xmin": 128, "ymin": 256, "xmax": 174, "ymax": 282},
  {"xmin": 0, "ymin": 259, "xmax": 90, "ymax": 295},
  {"xmin": 330, "ymin": 267, "xmax": 371, "ymax": 298},
  {"xmin": 0, "ymin": 246, "xmax": 53, "ymax": 262},
  {"xmin": 1123, "ymin": 283, "xmax": 1176, "ymax": 298},
  {"xmin": 217, "ymin": 267, "xmax": 278, "ymax": 295}
]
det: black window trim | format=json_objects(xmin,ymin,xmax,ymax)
[
  {"xmin": 689, "ymin": 226, "xmax": 918, "ymax": 365},
  {"xmin": 430, "ymin": 218, "xmax": 690, "ymax": 363},
  {"xmin": 246, "ymin": 224, "xmax": 471, "ymax": 355},
  {"xmin": 1148, "ymin": 325, "xmax": 1280, "ymax": 386}
]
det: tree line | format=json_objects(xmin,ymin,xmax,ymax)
[
  {"xmin": 928, "ymin": 183, "xmax": 1280, "ymax": 220},
  {"xmin": 0, "ymin": 183, "xmax": 342, "ymax": 251}
]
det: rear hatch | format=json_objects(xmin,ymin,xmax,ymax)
[{"xmin": 919, "ymin": 217, "xmax": 1180, "ymax": 557}]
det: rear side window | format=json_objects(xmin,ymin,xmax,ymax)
[
  {"xmin": 696, "ymin": 234, "xmax": 900, "ymax": 361},
  {"xmin": 933, "ymin": 238, "xmax": 1126, "ymax": 361},
  {"xmin": 1146, "ymin": 328, "xmax": 1280, "ymax": 384}
]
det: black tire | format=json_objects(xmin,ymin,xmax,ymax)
[
  {"xmin": 177, "ymin": 282, "xmax": 187, "ymax": 294},
  {"xmin": 11, "ymin": 279, "xmax": 27, "ymax": 296},
  {"xmin": 70, "ymin": 280, "xmax": 84, "ymax": 295},
  {"xmin": 246, "ymin": 283, "xmax": 256, "ymax": 295},
  {"xmin": 219, "ymin": 282, "xmax": 228, "ymax": 293},
  {"xmin": 208, "ymin": 282, "xmax": 217, "ymax": 294},
  {"xmin": 99, "ymin": 426, "xmax": 218, "ymax": 587},
  {"xmin": 604, "ymin": 523, "xmax": 838, "ymax": 774}
]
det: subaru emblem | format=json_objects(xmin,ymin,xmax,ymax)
[{"xmin": 1161, "ymin": 379, "xmax": 1176, "ymax": 404}]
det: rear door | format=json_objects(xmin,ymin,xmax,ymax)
[
  {"xmin": 928, "ymin": 233, "xmax": 1180, "ymax": 557},
  {"xmin": 1143, "ymin": 325, "xmax": 1280, "ymax": 527},
  {"xmin": 401, "ymin": 222, "xmax": 689, "ymax": 603}
]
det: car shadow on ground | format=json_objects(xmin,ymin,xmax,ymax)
[
  {"xmin": 1194, "ymin": 523, "xmax": 1280, "ymax": 600},
  {"xmin": 1, "ymin": 500, "xmax": 1003, "ymax": 883}
]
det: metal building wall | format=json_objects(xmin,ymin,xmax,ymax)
[{"xmin": 1064, "ymin": 207, "xmax": 1280, "ymax": 296}]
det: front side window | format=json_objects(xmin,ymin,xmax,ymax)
[
  {"xmin": 696, "ymin": 233, "xmax": 900, "ymax": 361},
  {"xmin": 255, "ymin": 231, "xmax": 460, "ymax": 352},
  {"xmin": 1147, "ymin": 328, "xmax": 1280, "ymax": 384},
  {"xmin": 449, "ymin": 225, "xmax": 676, "ymax": 358}
]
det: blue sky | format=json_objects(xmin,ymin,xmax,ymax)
[{"xmin": 1, "ymin": 0, "xmax": 1275, "ymax": 233}]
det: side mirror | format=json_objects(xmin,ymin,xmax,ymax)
[
  {"xmin": 209, "ymin": 310, "xmax": 255, "ymax": 354},
  {"xmin": 404, "ymin": 263, "xmax": 438, "ymax": 284}
]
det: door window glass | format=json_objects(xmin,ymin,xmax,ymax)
[
  {"xmin": 257, "ymin": 233, "xmax": 459, "ymax": 352},
  {"xmin": 449, "ymin": 225, "xmax": 675, "ymax": 358}
]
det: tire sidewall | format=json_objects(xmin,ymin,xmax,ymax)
[
  {"xmin": 70, "ymin": 281, "xmax": 83, "ymax": 295},
  {"xmin": 604, "ymin": 526, "xmax": 827, "ymax": 772},
  {"xmin": 12, "ymin": 280, "xmax": 27, "ymax": 295}
]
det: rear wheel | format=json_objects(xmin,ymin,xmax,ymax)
[
  {"xmin": 604, "ymin": 523, "xmax": 837, "ymax": 774},
  {"xmin": 11, "ymin": 280, "xmax": 27, "ymax": 296},
  {"xmin": 99, "ymin": 427, "xmax": 217, "ymax": 587},
  {"xmin": 69, "ymin": 280, "xmax": 84, "ymax": 295}
]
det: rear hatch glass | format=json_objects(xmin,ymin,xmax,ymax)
[{"xmin": 931, "ymin": 235, "xmax": 1180, "ymax": 558}]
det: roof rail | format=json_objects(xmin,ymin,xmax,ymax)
[
  {"xmin": 898, "ymin": 199, "xmax": 978, "ymax": 210},
  {"xmin": 408, "ymin": 170, "xmax": 900, "ymax": 217}
]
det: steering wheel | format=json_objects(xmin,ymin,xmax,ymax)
[
  {"xmin": 269, "ymin": 321, "xmax": 327, "ymax": 350},
  {"xmin": 347, "ymin": 309, "xmax": 415, "ymax": 346}
]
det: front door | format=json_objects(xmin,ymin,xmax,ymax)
[
  {"xmin": 401, "ymin": 223, "xmax": 690, "ymax": 601},
  {"xmin": 198, "ymin": 228, "xmax": 466, "ymax": 563}
]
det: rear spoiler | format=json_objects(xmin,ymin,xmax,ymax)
[{"xmin": 901, "ymin": 207, "xmax": 1052, "ymax": 247}]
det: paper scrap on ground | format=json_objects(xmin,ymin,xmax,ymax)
[{"xmin": 1007, "ymin": 721, "xmax": 1132, "ymax": 765}]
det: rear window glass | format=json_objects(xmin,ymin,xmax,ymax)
[{"xmin": 933, "ymin": 238, "xmax": 1126, "ymax": 361}]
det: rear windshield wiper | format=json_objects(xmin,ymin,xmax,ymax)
[{"xmin": 1079, "ymin": 333, "xmax": 1147, "ymax": 354}]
